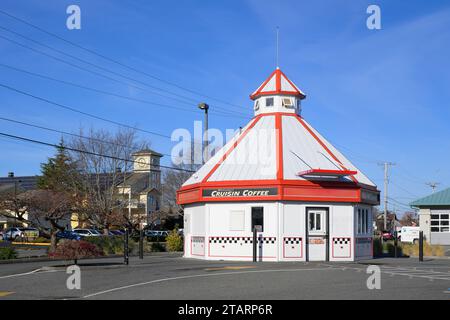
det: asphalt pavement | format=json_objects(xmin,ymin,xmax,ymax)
[{"xmin": 0, "ymin": 253, "xmax": 449, "ymax": 300}]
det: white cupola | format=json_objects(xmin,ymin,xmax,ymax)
[{"xmin": 250, "ymin": 67, "xmax": 306, "ymax": 116}]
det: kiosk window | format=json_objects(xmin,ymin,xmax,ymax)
[{"xmin": 251, "ymin": 207, "xmax": 264, "ymax": 232}]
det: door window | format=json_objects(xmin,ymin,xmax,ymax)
[
  {"xmin": 309, "ymin": 211, "xmax": 323, "ymax": 232},
  {"xmin": 251, "ymin": 207, "xmax": 264, "ymax": 232}
]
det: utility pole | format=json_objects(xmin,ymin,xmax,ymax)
[
  {"xmin": 379, "ymin": 162, "xmax": 396, "ymax": 231},
  {"xmin": 425, "ymin": 182, "xmax": 440, "ymax": 193},
  {"xmin": 198, "ymin": 103, "xmax": 209, "ymax": 164}
]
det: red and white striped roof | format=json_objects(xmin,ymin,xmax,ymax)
[
  {"xmin": 177, "ymin": 69, "xmax": 379, "ymax": 205},
  {"xmin": 250, "ymin": 68, "xmax": 306, "ymax": 100}
]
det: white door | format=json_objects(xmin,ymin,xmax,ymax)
[{"xmin": 307, "ymin": 208, "xmax": 328, "ymax": 261}]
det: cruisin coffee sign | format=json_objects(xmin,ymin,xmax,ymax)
[{"xmin": 202, "ymin": 187, "xmax": 278, "ymax": 198}]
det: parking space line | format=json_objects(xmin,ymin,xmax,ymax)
[{"xmin": 0, "ymin": 268, "xmax": 42, "ymax": 279}]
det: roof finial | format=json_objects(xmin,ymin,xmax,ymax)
[{"xmin": 276, "ymin": 26, "xmax": 280, "ymax": 69}]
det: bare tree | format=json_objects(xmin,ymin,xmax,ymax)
[
  {"xmin": 69, "ymin": 127, "xmax": 146, "ymax": 234},
  {"xmin": 0, "ymin": 186, "xmax": 29, "ymax": 226},
  {"xmin": 22, "ymin": 190, "xmax": 73, "ymax": 252},
  {"xmin": 161, "ymin": 162, "xmax": 199, "ymax": 215},
  {"xmin": 400, "ymin": 212, "xmax": 419, "ymax": 226}
]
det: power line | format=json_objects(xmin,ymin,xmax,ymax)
[
  {"xmin": 0, "ymin": 10, "xmax": 248, "ymax": 112},
  {"xmin": 0, "ymin": 62, "xmax": 245, "ymax": 119},
  {"xmin": 0, "ymin": 82, "xmax": 173, "ymax": 139},
  {"xmin": 0, "ymin": 131, "xmax": 195, "ymax": 173},
  {"xmin": 390, "ymin": 180, "xmax": 419, "ymax": 199},
  {"xmin": 0, "ymin": 116, "xmax": 175, "ymax": 157},
  {"xmin": 387, "ymin": 197, "xmax": 412, "ymax": 208},
  {"xmin": 0, "ymin": 33, "xmax": 250, "ymax": 118}
]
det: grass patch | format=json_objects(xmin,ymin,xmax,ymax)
[{"xmin": 400, "ymin": 242, "xmax": 445, "ymax": 257}]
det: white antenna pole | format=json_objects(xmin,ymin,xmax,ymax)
[{"xmin": 276, "ymin": 26, "xmax": 279, "ymax": 69}]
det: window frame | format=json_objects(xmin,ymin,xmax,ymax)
[
  {"xmin": 265, "ymin": 97, "xmax": 274, "ymax": 107},
  {"xmin": 430, "ymin": 211, "xmax": 450, "ymax": 233},
  {"xmin": 282, "ymin": 97, "xmax": 294, "ymax": 107}
]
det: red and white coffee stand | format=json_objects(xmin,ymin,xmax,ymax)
[{"xmin": 177, "ymin": 68, "xmax": 379, "ymax": 262}]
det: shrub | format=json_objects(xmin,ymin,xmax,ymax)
[
  {"xmin": 150, "ymin": 242, "xmax": 166, "ymax": 252},
  {"xmin": 0, "ymin": 247, "xmax": 17, "ymax": 260},
  {"xmin": 373, "ymin": 237, "xmax": 382, "ymax": 257},
  {"xmin": 166, "ymin": 229, "xmax": 183, "ymax": 252},
  {"xmin": 386, "ymin": 242, "xmax": 402, "ymax": 257},
  {"xmin": 50, "ymin": 240, "xmax": 103, "ymax": 264},
  {"xmin": 84, "ymin": 236, "xmax": 124, "ymax": 255}
]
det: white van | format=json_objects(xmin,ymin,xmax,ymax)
[{"xmin": 398, "ymin": 226, "xmax": 420, "ymax": 243}]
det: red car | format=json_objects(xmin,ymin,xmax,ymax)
[{"xmin": 382, "ymin": 231, "xmax": 395, "ymax": 241}]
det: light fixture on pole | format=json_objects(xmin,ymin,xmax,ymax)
[{"xmin": 198, "ymin": 102, "xmax": 209, "ymax": 164}]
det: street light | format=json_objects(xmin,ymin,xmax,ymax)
[{"xmin": 198, "ymin": 103, "xmax": 209, "ymax": 164}]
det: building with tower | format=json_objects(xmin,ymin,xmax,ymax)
[
  {"xmin": 177, "ymin": 68, "xmax": 380, "ymax": 262},
  {"xmin": 116, "ymin": 149, "xmax": 163, "ymax": 227}
]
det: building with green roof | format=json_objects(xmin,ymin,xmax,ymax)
[{"xmin": 410, "ymin": 187, "xmax": 450, "ymax": 245}]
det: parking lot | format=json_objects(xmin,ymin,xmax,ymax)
[{"xmin": 0, "ymin": 254, "xmax": 449, "ymax": 300}]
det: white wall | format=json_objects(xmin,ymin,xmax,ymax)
[
  {"xmin": 183, "ymin": 204, "xmax": 205, "ymax": 257},
  {"xmin": 185, "ymin": 201, "xmax": 369, "ymax": 262}
]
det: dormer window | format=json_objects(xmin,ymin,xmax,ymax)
[
  {"xmin": 254, "ymin": 100, "xmax": 260, "ymax": 111},
  {"xmin": 296, "ymin": 99, "xmax": 301, "ymax": 109},
  {"xmin": 266, "ymin": 97, "xmax": 274, "ymax": 107},
  {"xmin": 282, "ymin": 98, "xmax": 294, "ymax": 108}
]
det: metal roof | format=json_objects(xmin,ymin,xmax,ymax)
[
  {"xmin": 250, "ymin": 68, "xmax": 306, "ymax": 100},
  {"xmin": 410, "ymin": 187, "xmax": 450, "ymax": 207},
  {"xmin": 182, "ymin": 113, "xmax": 376, "ymax": 187}
]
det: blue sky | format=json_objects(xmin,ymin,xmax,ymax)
[{"xmin": 1, "ymin": 0, "xmax": 450, "ymax": 213}]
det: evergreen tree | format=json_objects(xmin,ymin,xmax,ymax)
[{"xmin": 37, "ymin": 139, "xmax": 79, "ymax": 193}]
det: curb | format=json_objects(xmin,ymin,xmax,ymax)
[{"xmin": 0, "ymin": 252, "xmax": 182, "ymax": 265}]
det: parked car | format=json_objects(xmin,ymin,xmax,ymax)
[
  {"xmin": 2, "ymin": 227, "xmax": 39, "ymax": 241},
  {"xmin": 56, "ymin": 230, "xmax": 83, "ymax": 241},
  {"xmin": 145, "ymin": 230, "xmax": 169, "ymax": 241},
  {"xmin": 381, "ymin": 231, "xmax": 395, "ymax": 241},
  {"xmin": 110, "ymin": 230, "xmax": 125, "ymax": 236},
  {"xmin": 72, "ymin": 229, "xmax": 102, "ymax": 237},
  {"xmin": 398, "ymin": 226, "xmax": 420, "ymax": 243}
]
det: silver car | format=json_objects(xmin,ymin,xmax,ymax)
[{"xmin": 72, "ymin": 229, "xmax": 102, "ymax": 237}]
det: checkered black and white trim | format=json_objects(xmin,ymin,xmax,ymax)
[
  {"xmin": 284, "ymin": 237, "xmax": 302, "ymax": 244},
  {"xmin": 209, "ymin": 236, "xmax": 276, "ymax": 244},
  {"xmin": 333, "ymin": 237, "xmax": 351, "ymax": 245}
]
